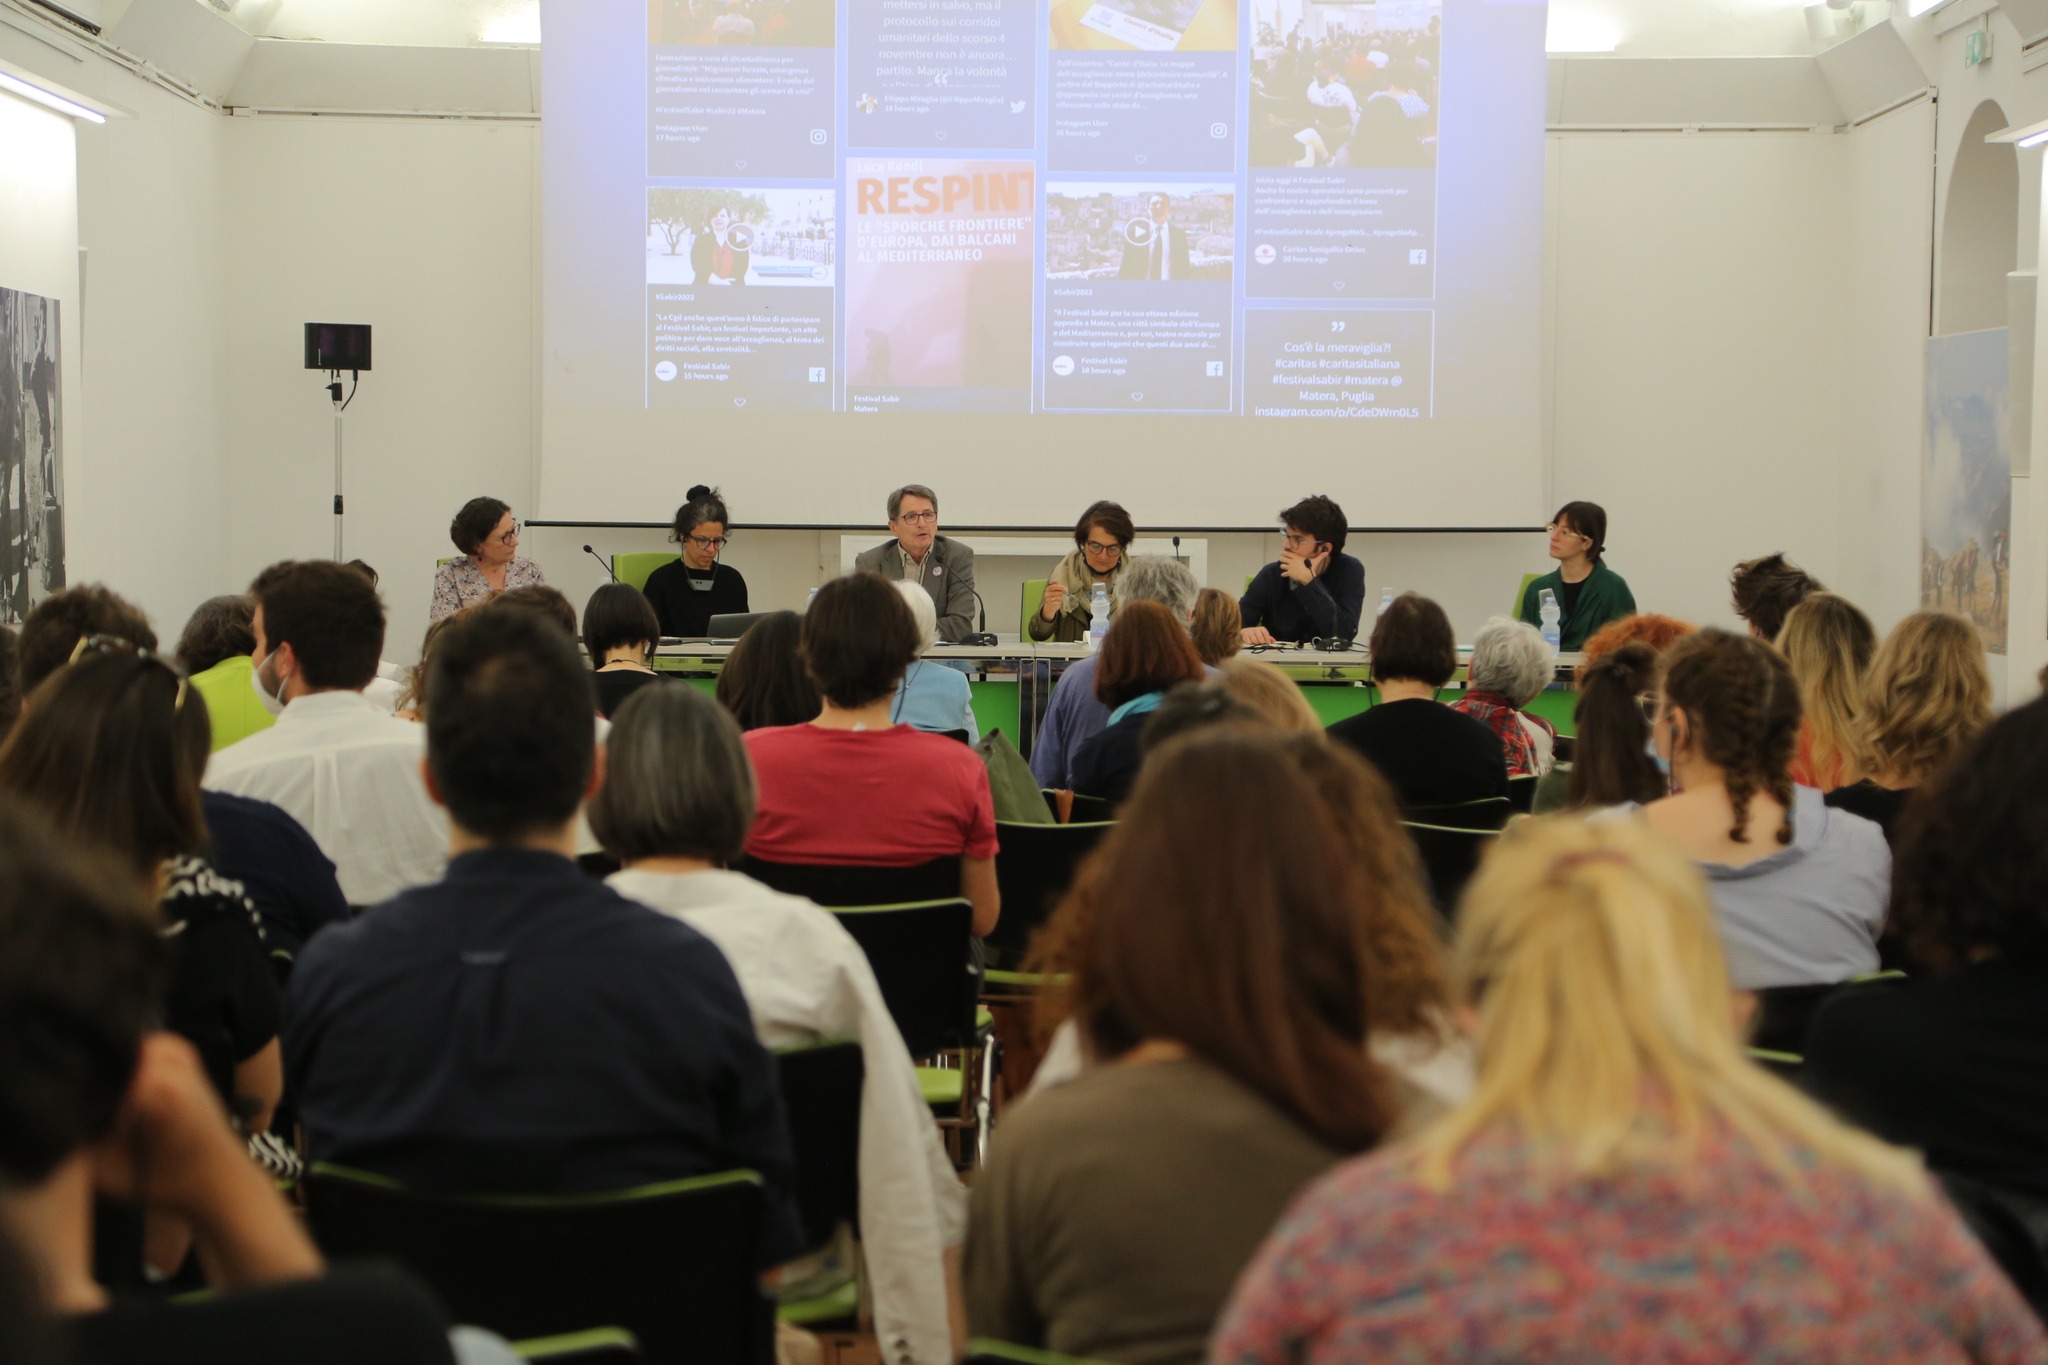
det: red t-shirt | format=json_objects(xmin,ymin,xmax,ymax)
[{"xmin": 743, "ymin": 724, "xmax": 999, "ymax": 866}]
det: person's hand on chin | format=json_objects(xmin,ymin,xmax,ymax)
[{"xmin": 1280, "ymin": 548, "xmax": 1321, "ymax": 586}]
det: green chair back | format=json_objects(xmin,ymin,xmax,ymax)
[
  {"xmin": 735, "ymin": 856, "xmax": 960, "ymax": 908},
  {"xmin": 1021, "ymin": 578, "xmax": 1047, "ymax": 635},
  {"xmin": 829, "ymin": 899, "xmax": 979, "ymax": 1059},
  {"xmin": 513, "ymin": 1328, "xmax": 642, "ymax": 1362},
  {"xmin": 303, "ymin": 1165, "xmax": 774, "ymax": 1365},
  {"xmin": 613, "ymin": 553, "xmax": 672, "ymax": 595},
  {"xmin": 1403, "ymin": 822, "xmax": 1500, "ymax": 918},
  {"xmin": 1401, "ymin": 796, "xmax": 1511, "ymax": 831},
  {"xmin": 771, "ymin": 1041, "xmax": 864, "ymax": 1253},
  {"xmin": 990, "ymin": 820, "xmax": 1113, "ymax": 968},
  {"xmin": 1512, "ymin": 571, "xmax": 1542, "ymax": 618}
]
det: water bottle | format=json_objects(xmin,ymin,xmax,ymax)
[
  {"xmin": 1538, "ymin": 588, "xmax": 1561, "ymax": 656},
  {"xmin": 1087, "ymin": 582, "xmax": 1111, "ymax": 653},
  {"xmin": 1377, "ymin": 587, "xmax": 1394, "ymax": 617}
]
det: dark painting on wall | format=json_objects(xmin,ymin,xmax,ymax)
[{"xmin": 0, "ymin": 286, "xmax": 65, "ymax": 625}]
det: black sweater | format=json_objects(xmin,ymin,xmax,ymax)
[{"xmin": 642, "ymin": 560, "xmax": 750, "ymax": 637}]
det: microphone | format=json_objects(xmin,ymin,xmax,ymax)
[
  {"xmin": 960, "ymin": 589, "xmax": 997, "ymax": 647},
  {"xmin": 582, "ymin": 544, "xmax": 619, "ymax": 581},
  {"xmin": 1172, "ymin": 534, "xmax": 1182, "ymax": 561}
]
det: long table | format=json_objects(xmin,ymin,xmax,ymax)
[{"xmin": 650, "ymin": 637, "xmax": 1585, "ymax": 756}]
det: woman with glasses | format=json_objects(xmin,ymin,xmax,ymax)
[
  {"xmin": 1239, "ymin": 494, "xmax": 1366, "ymax": 646},
  {"xmin": 430, "ymin": 495, "xmax": 548, "ymax": 620},
  {"xmin": 642, "ymin": 485, "xmax": 750, "ymax": 639},
  {"xmin": 1028, "ymin": 500, "xmax": 1135, "ymax": 643},
  {"xmin": 1515, "ymin": 500, "xmax": 1636, "ymax": 652}
]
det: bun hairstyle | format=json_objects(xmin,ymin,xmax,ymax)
[{"xmin": 672, "ymin": 485, "xmax": 732, "ymax": 544}]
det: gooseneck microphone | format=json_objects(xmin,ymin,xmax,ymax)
[{"xmin": 582, "ymin": 544, "xmax": 619, "ymax": 581}]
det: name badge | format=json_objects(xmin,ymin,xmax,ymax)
[{"xmin": 933, "ymin": 566, "xmax": 943, "ymax": 576}]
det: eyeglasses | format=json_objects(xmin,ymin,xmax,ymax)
[
  {"xmin": 67, "ymin": 634, "xmax": 191, "ymax": 713},
  {"xmin": 1545, "ymin": 523, "xmax": 1589, "ymax": 541},
  {"xmin": 1635, "ymin": 691, "xmax": 1660, "ymax": 724},
  {"xmin": 684, "ymin": 534, "xmax": 730, "ymax": 551},
  {"xmin": 1281, "ymin": 532, "xmax": 1319, "ymax": 550},
  {"xmin": 894, "ymin": 510, "xmax": 938, "ymax": 525},
  {"xmin": 494, "ymin": 521, "xmax": 521, "ymax": 546},
  {"xmin": 1082, "ymin": 540, "xmax": 1122, "ymax": 559}
]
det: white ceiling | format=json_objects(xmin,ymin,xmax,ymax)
[{"xmin": 190, "ymin": 0, "xmax": 1863, "ymax": 55}]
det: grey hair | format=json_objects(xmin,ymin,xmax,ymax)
[
  {"xmin": 887, "ymin": 484, "xmax": 938, "ymax": 520},
  {"xmin": 586, "ymin": 684, "xmax": 757, "ymax": 864},
  {"xmin": 891, "ymin": 578, "xmax": 938, "ymax": 650},
  {"xmin": 1467, "ymin": 615, "xmax": 1552, "ymax": 707},
  {"xmin": 1115, "ymin": 555, "xmax": 1199, "ymax": 623}
]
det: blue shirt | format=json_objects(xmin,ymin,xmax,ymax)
[
  {"xmin": 204, "ymin": 790, "xmax": 349, "ymax": 960},
  {"xmin": 1237, "ymin": 553, "xmax": 1366, "ymax": 644},
  {"xmin": 892, "ymin": 659, "xmax": 979, "ymax": 742},
  {"xmin": 283, "ymin": 847, "xmax": 802, "ymax": 1262},
  {"xmin": 1032, "ymin": 656, "xmax": 1220, "ymax": 788}
]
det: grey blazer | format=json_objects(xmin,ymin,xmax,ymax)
[{"xmin": 853, "ymin": 536, "xmax": 979, "ymax": 642}]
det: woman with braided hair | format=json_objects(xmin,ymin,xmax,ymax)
[{"xmin": 1640, "ymin": 629, "xmax": 1889, "ymax": 991}]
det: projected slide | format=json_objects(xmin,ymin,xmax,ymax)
[
  {"xmin": 543, "ymin": 0, "xmax": 1545, "ymax": 526},
  {"xmin": 635, "ymin": 0, "xmax": 1448, "ymax": 417}
]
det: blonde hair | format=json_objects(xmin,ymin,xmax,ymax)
[
  {"xmin": 1776, "ymin": 593, "xmax": 1875, "ymax": 787},
  {"xmin": 1413, "ymin": 817, "xmax": 1923, "ymax": 1196},
  {"xmin": 1217, "ymin": 656, "xmax": 1321, "ymax": 735},
  {"xmin": 1854, "ymin": 611, "xmax": 1991, "ymax": 784}
]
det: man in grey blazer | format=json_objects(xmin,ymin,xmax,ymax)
[{"xmin": 853, "ymin": 484, "xmax": 978, "ymax": 642}]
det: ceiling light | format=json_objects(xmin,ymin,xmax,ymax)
[
  {"xmin": 481, "ymin": 9, "xmax": 541, "ymax": 45},
  {"xmin": 0, "ymin": 69, "xmax": 106, "ymax": 123},
  {"xmin": 1906, "ymin": 0, "xmax": 1958, "ymax": 15}
]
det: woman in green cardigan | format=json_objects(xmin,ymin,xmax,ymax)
[{"xmin": 1518, "ymin": 500, "xmax": 1636, "ymax": 651}]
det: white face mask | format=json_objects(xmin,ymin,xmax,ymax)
[{"xmin": 250, "ymin": 649, "xmax": 291, "ymax": 716}]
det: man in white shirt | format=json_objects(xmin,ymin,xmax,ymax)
[
  {"xmin": 205, "ymin": 560, "xmax": 447, "ymax": 907},
  {"xmin": 1306, "ymin": 62, "xmax": 1359, "ymax": 127}
]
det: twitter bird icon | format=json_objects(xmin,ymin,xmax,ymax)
[{"xmin": 1010, "ymin": 99, "xmax": 1027, "ymax": 113}]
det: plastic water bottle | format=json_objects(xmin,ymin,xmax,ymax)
[
  {"xmin": 1377, "ymin": 588, "xmax": 1395, "ymax": 617},
  {"xmin": 1538, "ymin": 588, "xmax": 1561, "ymax": 656},
  {"xmin": 1087, "ymin": 583, "xmax": 1111, "ymax": 653}
]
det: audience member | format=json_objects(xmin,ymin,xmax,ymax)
[
  {"xmin": 1515, "ymin": 501, "xmax": 1636, "ymax": 651},
  {"xmin": 716, "ymin": 610, "xmax": 820, "ymax": 730},
  {"xmin": 593, "ymin": 685, "xmax": 968, "ymax": 1365},
  {"xmin": 1730, "ymin": 551, "xmax": 1824, "ymax": 642},
  {"xmin": 204, "ymin": 561, "xmax": 446, "ymax": 907},
  {"xmin": 395, "ymin": 608, "xmax": 473, "ymax": 721},
  {"xmin": 1216, "ymin": 655, "xmax": 1321, "ymax": 734},
  {"xmin": 743, "ymin": 573, "xmax": 1000, "ymax": 935},
  {"xmin": 1577, "ymin": 611, "xmax": 1694, "ymax": 667},
  {"xmin": 15, "ymin": 582, "xmax": 157, "ymax": 696},
  {"xmin": 1778, "ymin": 592, "xmax": 1876, "ymax": 792},
  {"xmin": 584, "ymin": 582, "xmax": 670, "ymax": 719},
  {"xmin": 641, "ymin": 485, "xmax": 749, "ymax": 638},
  {"xmin": 1827, "ymin": 609, "xmax": 1990, "ymax": 843},
  {"xmin": 1031, "ymin": 556, "xmax": 1203, "ymax": 788},
  {"xmin": 430, "ymin": 496, "xmax": 545, "ymax": 620},
  {"xmin": 1069, "ymin": 601, "xmax": 1207, "ymax": 805},
  {"xmin": 175, "ymin": 594, "xmax": 273, "ymax": 751},
  {"xmin": 968, "ymin": 731, "xmax": 1452, "ymax": 1363},
  {"xmin": 1450, "ymin": 616, "xmax": 1557, "ymax": 778},
  {"xmin": 1030, "ymin": 501, "xmax": 1135, "ymax": 643},
  {"xmin": 1239, "ymin": 495, "xmax": 1366, "ymax": 646},
  {"xmin": 1642, "ymin": 629, "xmax": 1888, "ymax": 989},
  {"xmin": 1189, "ymin": 587, "xmax": 1243, "ymax": 666},
  {"xmin": 853, "ymin": 485, "xmax": 978, "ymax": 643},
  {"xmin": 284, "ymin": 610, "xmax": 802, "ymax": 1257},
  {"xmin": 0, "ymin": 800, "xmax": 474, "ymax": 1365},
  {"xmin": 890, "ymin": 579, "xmax": 978, "ymax": 741},
  {"xmin": 486, "ymin": 583, "xmax": 578, "ymax": 638},
  {"xmin": 0, "ymin": 651, "xmax": 281, "ymax": 1136},
  {"xmin": 1327, "ymin": 593, "xmax": 1507, "ymax": 807},
  {"xmin": 1540, "ymin": 642, "xmax": 1664, "ymax": 814},
  {"xmin": 1805, "ymin": 697, "xmax": 2048, "ymax": 1211},
  {"xmin": 1133, "ymin": 682, "xmax": 1264, "ymax": 756},
  {"xmin": 1212, "ymin": 816, "xmax": 2046, "ymax": 1364}
]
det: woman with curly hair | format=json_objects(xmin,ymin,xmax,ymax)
[
  {"xmin": 966, "ymin": 728, "xmax": 1460, "ymax": 1365},
  {"xmin": 1805, "ymin": 696, "xmax": 2048, "ymax": 1200},
  {"xmin": 1824, "ymin": 611, "xmax": 1992, "ymax": 844},
  {"xmin": 1641, "ymin": 629, "xmax": 1888, "ymax": 990}
]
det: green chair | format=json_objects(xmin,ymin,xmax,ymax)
[
  {"xmin": 990, "ymin": 820, "xmax": 1113, "ymax": 970},
  {"xmin": 302, "ymin": 1165, "xmax": 775, "ymax": 1365},
  {"xmin": 1512, "ymin": 571, "xmax": 1541, "ymax": 619},
  {"xmin": 772, "ymin": 1040, "xmax": 864, "ymax": 1329},
  {"xmin": 1021, "ymin": 578, "xmax": 1047, "ymax": 637},
  {"xmin": 1401, "ymin": 796, "xmax": 1512, "ymax": 831},
  {"xmin": 513, "ymin": 1328, "xmax": 642, "ymax": 1362},
  {"xmin": 612, "ymin": 553, "xmax": 672, "ymax": 595},
  {"xmin": 1403, "ymin": 821, "xmax": 1501, "ymax": 919},
  {"xmin": 1505, "ymin": 774, "xmax": 1540, "ymax": 815}
]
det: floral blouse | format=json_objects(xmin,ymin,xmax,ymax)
[{"xmin": 430, "ymin": 555, "xmax": 547, "ymax": 620}]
